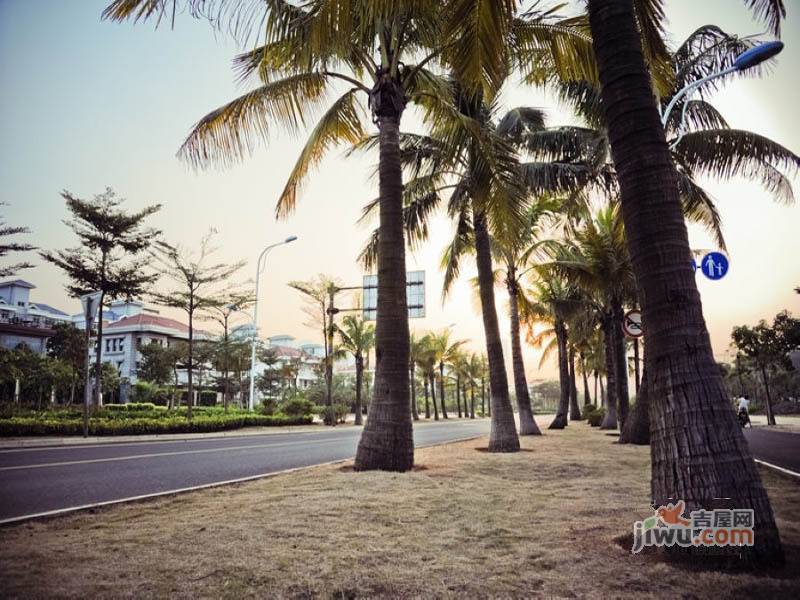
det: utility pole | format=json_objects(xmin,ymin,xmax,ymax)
[{"xmin": 325, "ymin": 286, "xmax": 337, "ymax": 426}]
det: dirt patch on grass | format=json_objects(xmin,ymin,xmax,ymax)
[{"xmin": 1, "ymin": 425, "xmax": 798, "ymax": 598}]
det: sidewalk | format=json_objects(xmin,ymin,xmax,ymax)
[{"xmin": 749, "ymin": 414, "xmax": 800, "ymax": 433}]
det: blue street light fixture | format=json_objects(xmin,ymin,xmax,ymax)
[
  {"xmin": 248, "ymin": 235, "xmax": 298, "ymax": 411},
  {"xmin": 733, "ymin": 41, "xmax": 784, "ymax": 70},
  {"xmin": 661, "ymin": 40, "xmax": 784, "ymax": 146}
]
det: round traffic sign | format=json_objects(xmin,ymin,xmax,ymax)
[
  {"xmin": 623, "ymin": 309, "xmax": 643, "ymax": 339},
  {"xmin": 700, "ymin": 251, "xmax": 729, "ymax": 280}
]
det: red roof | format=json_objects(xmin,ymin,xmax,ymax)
[
  {"xmin": 270, "ymin": 345, "xmax": 319, "ymax": 361},
  {"xmin": 106, "ymin": 314, "xmax": 191, "ymax": 333}
]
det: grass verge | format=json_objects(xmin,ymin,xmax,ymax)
[{"xmin": 1, "ymin": 425, "xmax": 798, "ymax": 597}]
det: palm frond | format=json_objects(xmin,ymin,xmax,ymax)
[
  {"xmin": 511, "ymin": 15, "xmax": 599, "ymax": 88},
  {"xmin": 276, "ymin": 88, "xmax": 368, "ymax": 218},
  {"xmin": 744, "ymin": 0, "xmax": 786, "ymax": 36},
  {"xmin": 495, "ymin": 106, "xmax": 547, "ymax": 143},
  {"xmin": 440, "ymin": 202, "xmax": 474, "ymax": 300},
  {"xmin": 672, "ymin": 129, "xmax": 799, "ymax": 204},
  {"xmin": 178, "ymin": 72, "xmax": 333, "ymax": 169},
  {"xmin": 677, "ymin": 169, "xmax": 726, "ymax": 251},
  {"xmin": 443, "ymin": 0, "xmax": 516, "ymax": 96}
]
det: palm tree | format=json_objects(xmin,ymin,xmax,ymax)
[
  {"xmin": 336, "ymin": 315, "xmax": 375, "ymax": 426},
  {"xmin": 426, "ymin": 329, "xmax": 467, "ymax": 421},
  {"xmin": 409, "ymin": 332, "xmax": 427, "ymax": 421},
  {"xmin": 550, "ymin": 23, "xmax": 798, "ymax": 444},
  {"xmin": 491, "ymin": 197, "xmax": 565, "ymax": 434},
  {"xmin": 548, "ymin": 205, "xmax": 637, "ymax": 429},
  {"xmin": 416, "ymin": 333, "xmax": 439, "ymax": 419},
  {"xmin": 103, "ymin": 0, "xmax": 469, "ymax": 471},
  {"xmin": 584, "ymin": 0, "xmax": 790, "ymax": 562},
  {"xmin": 463, "ymin": 353, "xmax": 482, "ymax": 418},
  {"xmin": 523, "ymin": 269, "xmax": 587, "ymax": 430}
]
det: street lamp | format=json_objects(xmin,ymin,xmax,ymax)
[
  {"xmin": 248, "ymin": 235, "xmax": 297, "ymax": 411},
  {"xmin": 661, "ymin": 40, "xmax": 783, "ymax": 147}
]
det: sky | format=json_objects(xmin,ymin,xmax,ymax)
[{"xmin": 1, "ymin": 0, "xmax": 798, "ymax": 380}]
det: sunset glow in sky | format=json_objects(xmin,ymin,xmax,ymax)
[{"xmin": 1, "ymin": 0, "xmax": 798, "ymax": 380}]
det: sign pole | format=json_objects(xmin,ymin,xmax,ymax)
[{"xmin": 80, "ymin": 291, "xmax": 102, "ymax": 438}]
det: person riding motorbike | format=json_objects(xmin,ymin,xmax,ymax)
[{"xmin": 737, "ymin": 394, "xmax": 752, "ymax": 428}]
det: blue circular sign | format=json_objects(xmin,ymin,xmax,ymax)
[{"xmin": 700, "ymin": 252, "xmax": 729, "ymax": 280}]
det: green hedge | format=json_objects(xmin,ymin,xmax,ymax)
[
  {"xmin": 0, "ymin": 413, "xmax": 313, "ymax": 437},
  {"xmin": 583, "ymin": 405, "xmax": 606, "ymax": 427}
]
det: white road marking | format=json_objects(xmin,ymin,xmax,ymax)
[
  {"xmin": 0, "ymin": 435, "xmax": 484, "ymax": 525},
  {"xmin": 754, "ymin": 458, "xmax": 800, "ymax": 479},
  {"xmin": 0, "ymin": 438, "xmax": 343, "ymax": 472}
]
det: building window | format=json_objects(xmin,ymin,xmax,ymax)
[
  {"xmin": 118, "ymin": 337, "xmax": 125, "ymax": 352},
  {"xmin": 105, "ymin": 339, "xmax": 111, "ymax": 352},
  {"xmin": 136, "ymin": 337, "xmax": 142, "ymax": 349}
]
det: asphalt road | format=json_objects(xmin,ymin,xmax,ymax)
[
  {"xmin": 1, "ymin": 420, "xmax": 795, "ymax": 524},
  {"xmin": 743, "ymin": 427, "xmax": 800, "ymax": 474},
  {"xmin": 0, "ymin": 419, "xmax": 492, "ymax": 523}
]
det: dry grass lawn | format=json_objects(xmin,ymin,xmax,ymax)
[{"xmin": 1, "ymin": 424, "xmax": 799, "ymax": 598}]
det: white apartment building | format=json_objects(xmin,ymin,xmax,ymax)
[
  {"xmin": 0, "ymin": 279, "xmax": 72, "ymax": 353},
  {"xmin": 80, "ymin": 299, "xmax": 211, "ymax": 402}
]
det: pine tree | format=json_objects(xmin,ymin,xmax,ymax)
[
  {"xmin": 40, "ymin": 188, "xmax": 160, "ymax": 406},
  {"xmin": 150, "ymin": 230, "xmax": 245, "ymax": 419},
  {"xmin": 1, "ymin": 202, "xmax": 36, "ymax": 277}
]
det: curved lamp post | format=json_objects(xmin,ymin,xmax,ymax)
[
  {"xmin": 661, "ymin": 40, "xmax": 784, "ymax": 146},
  {"xmin": 248, "ymin": 235, "xmax": 298, "ymax": 411}
]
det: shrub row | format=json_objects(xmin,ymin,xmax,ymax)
[
  {"xmin": 0, "ymin": 413, "xmax": 313, "ymax": 437},
  {"xmin": 582, "ymin": 405, "xmax": 606, "ymax": 427}
]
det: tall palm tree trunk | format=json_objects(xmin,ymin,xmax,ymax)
[
  {"xmin": 423, "ymin": 377, "xmax": 430, "ymax": 418},
  {"xmin": 354, "ymin": 110, "xmax": 413, "ymax": 472},
  {"xmin": 580, "ymin": 352, "xmax": 592, "ymax": 406},
  {"xmin": 430, "ymin": 373, "xmax": 439, "ymax": 420},
  {"xmin": 599, "ymin": 376, "xmax": 606, "ymax": 407},
  {"xmin": 481, "ymin": 377, "xmax": 486, "ymax": 416},
  {"xmin": 508, "ymin": 281, "xmax": 541, "ymax": 434},
  {"xmin": 594, "ymin": 370, "xmax": 599, "ymax": 407},
  {"xmin": 588, "ymin": 0, "xmax": 783, "ymax": 562},
  {"xmin": 354, "ymin": 354, "xmax": 364, "ymax": 426},
  {"xmin": 438, "ymin": 363, "xmax": 449, "ymax": 419},
  {"xmin": 568, "ymin": 344, "xmax": 581, "ymax": 420},
  {"xmin": 456, "ymin": 375, "xmax": 462, "ymax": 418},
  {"xmin": 612, "ymin": 302, "xmax": 629, "ymax": 427},
  {"xmin": 409, "ymin": 364, "xmax": 419, "ymax": 421},
  {"xmin": 599, "ymin": 318, "xmax": 618, "ymax": 429},
  {"xmin": 473, "ymin": 209, "xmax": 519, "ymax": 451},
  {"xmin": 549, "ymin": 319, "xmax": 570, "ymax": 429},
  {"xmin": 470, "ymin": 383, "xmax": 476, "ymax": 418},
  {"xmin": 620, "ymin": 363, "xmax": 650, "ymax": 445}
]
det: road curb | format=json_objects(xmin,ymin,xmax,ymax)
[{"xmin": 0, "ymin": 434, "xmax": 486, "ymax": 526}]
